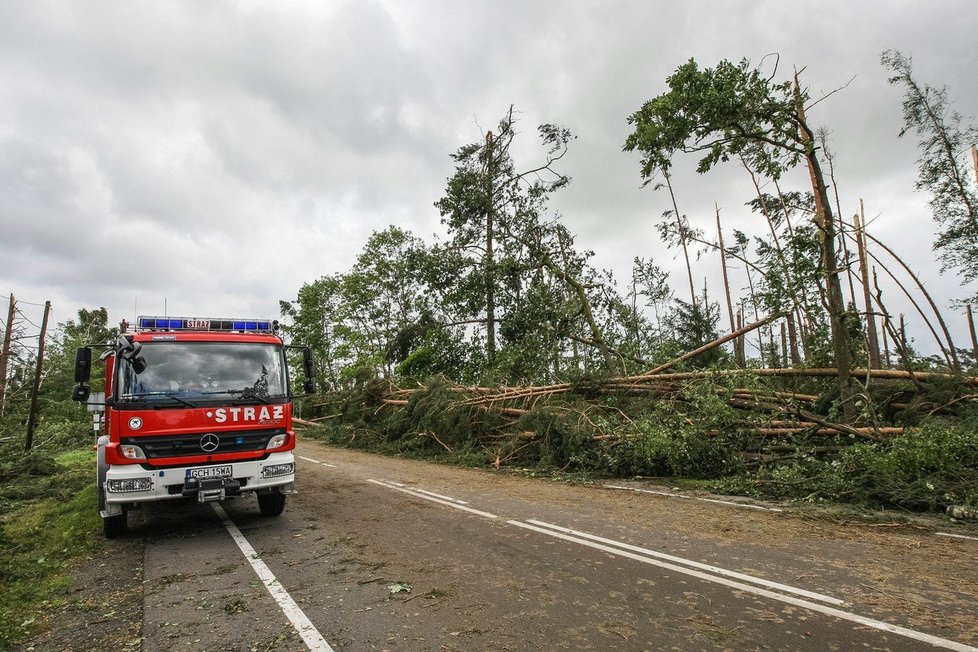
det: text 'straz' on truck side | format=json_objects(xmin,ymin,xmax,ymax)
[{"xmin": 70, "ymin": 316, "xmax": 316, "ymax": 538}]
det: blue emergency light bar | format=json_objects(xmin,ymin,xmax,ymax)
[{"xmin": 136, "ymin": 316, "xmax": 278, "ymax": 333}]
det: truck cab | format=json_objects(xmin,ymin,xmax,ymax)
[{"xmin": 71, "ymin": 316, "xmax": 315, "ymax": 537}]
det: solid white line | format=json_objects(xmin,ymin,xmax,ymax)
[
  {"xmin": 413, "ymin": 488, "xmax": 469, "ymax": 504},
  {"xmin": 525, "ymin": 519, "xmax": 841, "ymax": 605},
  {"xmin": 509, "ymin": 520, "xmax": 977, "ymax": 652},
  {"xmin": 212, "ymin": 504, "xmax": 335, "ymax": 652},
  {"xmin": 937, "ymin": 532, "xmax": 978, "ymax": 542},
  {"xmin": 603, "ymin": 484, "xmax": 782, "ymax": 512},
  {"xmin": 367, "ymin": 479, "xmax": 497, "ymax": 519}
]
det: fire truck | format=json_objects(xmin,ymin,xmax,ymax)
[{"xmin": 70, "ymin": 316, "xmax": 315, "ymax": 538}]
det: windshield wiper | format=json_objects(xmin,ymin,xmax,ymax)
[
  {"xmin": 199, "ymin": 388, "xmax": 273, "ymax": 404},
  {"xmin": 121, "ymin": 392, "xmax": 197, "ymax": 408}
]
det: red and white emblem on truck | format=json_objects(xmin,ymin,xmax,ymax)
[{"xmin": 207, "ymin": 405, "xmax": 285, "ymax": 424}]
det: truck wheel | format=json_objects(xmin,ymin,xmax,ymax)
[
  {"xmin": 102, "ymin": 506, "xmax": 128, "ymax": 538},
  {"xmin": 257, "ymin": 492, "xmax": 286, "ymax": 516}
]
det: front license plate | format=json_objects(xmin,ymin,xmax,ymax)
[{"xmin": 185, "ymin": 465, "xmax": 232, "ymax": 480}]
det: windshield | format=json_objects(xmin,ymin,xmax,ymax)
[{"xmin": 117, "ymin": 342, "xmax": 288, "ymax": 403}]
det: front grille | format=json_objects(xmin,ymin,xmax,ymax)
[{"xmin": 121, "ymin": 428, "xmax": 284, "ymax": 458}]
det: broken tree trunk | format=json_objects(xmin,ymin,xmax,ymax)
[
  {"xmin": 855, "ymin": 203, "xmax": 882, "ymax": 368},
  {"xmin": 635, "ymin": 313, "xmax": 780, "ymax": 377}
]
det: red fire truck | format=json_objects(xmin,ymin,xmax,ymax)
[{"xmin": 70, "ymin": 316, "xmax": 315, "ymax": 538}]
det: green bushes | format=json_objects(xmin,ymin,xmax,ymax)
[
  {"xmin": 710, "ymin": 419, "xmax": 978, "ymax": 510},
  {"xmin": 305, "ymin": 379, "xmax": 978, "ymax": 514}
]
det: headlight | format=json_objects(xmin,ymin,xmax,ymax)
[
  {"xmin": 106, "ymin": 477, "xmax": 152, "ymax": 493},
  {"xmin": 262, "ymin": 462, "xmax": 294, "ymax": 478},
  {"xmin": 266, "ymin": 433, "xmax": 288, "ymax": 449},
  {"xmin": 120, "ymin": 445, "xmax": 146, "ymax": 460}
]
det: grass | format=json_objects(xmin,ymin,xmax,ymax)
[{"xmin": 0, "ymin": 446, "xmax": 100, "ymax": 650}]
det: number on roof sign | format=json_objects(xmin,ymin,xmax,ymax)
[{"xmin": 187, "ymin": 320, "xmax": 210, "ymax": 329}]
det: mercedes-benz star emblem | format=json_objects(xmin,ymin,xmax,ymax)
[{"xmin": 199, "ymin": 433, "xmax": 220, "ymax": 453}]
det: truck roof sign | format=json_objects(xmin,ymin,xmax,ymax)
[{"xmin": 137, "ymin": 316, "xmax": 278, "ymax": 333}]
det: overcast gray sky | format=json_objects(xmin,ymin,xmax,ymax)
[{"xmin": 2, "ymin": 1, "xmax": 977, "ymax": 354}]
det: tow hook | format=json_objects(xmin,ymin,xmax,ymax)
[{"xmin": 182, "ymin": 477, "xmax": 242, "ymax": 503}]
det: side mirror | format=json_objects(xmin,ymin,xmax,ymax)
[
  {"xmin": 74, "ymin": 347, "xmax": 92, "ymax": 383},
  {"xmin": 130, "ymin": 355, "xmax": 147, "ymax": 375},
  {"xmin": 71, "ymin": 383, "xmax": 91, "ymax": 402},
  {"xmin": 303, "ymin": 379, "xmax": 316, "ymax": 395}
]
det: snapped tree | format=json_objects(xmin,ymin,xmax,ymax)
[
  {"xmin": 882, "ymin": 49, "xmax": 978, "ymax": 296},
  {"xmin": 623, "ymin": 57, "xmax": 854, "ymax": 413}
]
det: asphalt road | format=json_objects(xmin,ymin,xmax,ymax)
[{"xmin": 134, "ymin": 439, "xmax": 978, "ymax": 651}]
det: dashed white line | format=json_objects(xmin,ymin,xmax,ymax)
[
  {"xmin": 298, "ymin": 455, "xmax": 337, "ymax": 468},
  {"xmin": 212, "ymin": 503, "xmax": 334, "ymax": 652},
  {"xmin": 603, "ymin": 484, "xmax": 782, "ymax": 512}
]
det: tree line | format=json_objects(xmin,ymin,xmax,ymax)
[
  {"xmin": 1, "ymin": 50, "xmax": 975, "ymax": 449},
  {"xmin": 281, "ymin": 50, "xmax": 978, "ymax": 408}
]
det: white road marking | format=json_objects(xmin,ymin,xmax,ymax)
[
  {"xmin": 298, "ymin": 455, "xmax": 337, "ymax": 467},
  {"xmin": 509, "ymin": 519, "xmax": 977, "ymax": 652},
  {"xmin": 603, "ymin": 484, "xmax": 782, "ymax": 512},
  {"xmin": 212, "ymin": 504, "xmax": 335, "ymax": 652},
  {"xmin": 937, "ymin": 532, "xmax": 978, "ymax": 542},
  {"xmin": 367, "ymin": 479, "xmax": 497, "ymax": 519},
  {"xmin": 525, "ymin": 519, "xmax": 841, "ymax": 605},
  {"xmin": 413, "ymin": 488, "xmax": 469, "ymax": 504}
]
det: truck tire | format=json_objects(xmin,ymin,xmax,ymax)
[
  {"xmin": 101, "ymin": 490, "xmax": 128, "ymax": 538},
  {"xmin": 257, "ymin": 491, "xmax": 286, "ymax": 516}
]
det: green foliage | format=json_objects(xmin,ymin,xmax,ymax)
[
  {"xmin": 624, "ymin": 57, "xmax": 807, "ymax": 180},
  {"xmin": 882, "ymin": 49, "xmax": 978, "ymax": 289},
  {"xmin": 664, "ymin": 297, "xmax": 725, "ymax": 368},
  {"xmin": 0, "ymin": 447, "xmax": 100, "ymax": 647},
  {"xmin": 712, "ymin": 418, "xmax": 978, "ymax": 510}
]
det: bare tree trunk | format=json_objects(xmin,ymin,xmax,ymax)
[
  {"xmin": 873, "ymin": 268, "xmax": 891, "ymax": 368},
  {"xmin": 795, "ymin": 72, "xmax": 852, "ymax": 413},
  {"xmin": 736, "ymin": 309, "xmax": 747, "ymax": 366},
  {"xmin": 820, "ymin": 132, "xmax": 860, "ymax": 310},
  {"xmin": 664, "ymin": 172, "xmax": 697, "ymax": 308},
  {"xmin": 638, "ymin": 313, "xmax": 779, "ymax": 377},
  {"xmin": 859, "ymin": 228, "xmax": 959, "ymax": 370},
  {"xmin": 484, "ymin": 131, "xmax": 496, "ymax": 363},
  {"xmin": 743, "ymin": 157, "xmax": 806, "ymax": 357},
  {"xmin": 25, "ymin": 301, "xmax": 51, "ymax": 451},
  {"xmin": 743, "ymin": 269, "xmax": 765, "ymax": 363},
  {"xmin": 972, "ymin": 145, "xmax": 978, "ymax": 184},
  {"xmin": 968, "ymin": 305, "xmax": 978, "ymax": 366},
  {"xmin": 0, "ymin": 294, "xmax": 15, "ymax": 415},
  {"xmin": 787, "ymin": 312, "xmax": 801, "ymax": 365},
  {"xmin": 715, "ymin": 205, "xmax": 739, "ymax": 365},
  {"xmin": 854, "ymin": 203, "xmax": 882, "ymax": 368},
  {"xmin": 780, "ymin": 321, "xmax": 788, "ymax": 367}
]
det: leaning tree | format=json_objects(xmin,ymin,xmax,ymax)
[{"xmin": 623, "ymin": 57, "xmax": 855, "ymax": 413}]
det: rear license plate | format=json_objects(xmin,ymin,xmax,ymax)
[{"xmin": 186, "ymin": 465, "xmax": 232, "ymax": 480}]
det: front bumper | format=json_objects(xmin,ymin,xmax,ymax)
[{"xmin": 102, "ymin": 452, "xmax": 296, "ymax": 506}]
